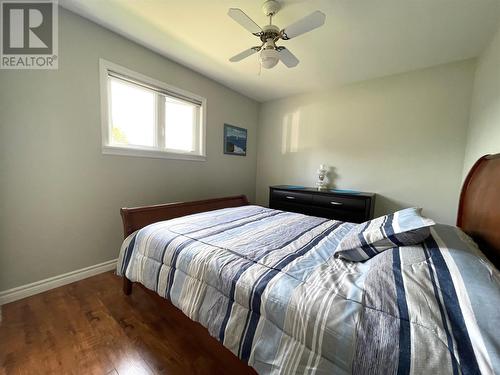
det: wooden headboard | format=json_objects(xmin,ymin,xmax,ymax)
[{"xmin": 457, "ymin": 154, "xmax": 500, "ymax": 268}]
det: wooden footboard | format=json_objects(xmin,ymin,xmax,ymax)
[
  {"xmin": 120, "ymin": 195, "xmax": 249, "ymax": 294},
  {"xmin": 120, "ymin": 195, "xmax": 249, "ymax": 238}
]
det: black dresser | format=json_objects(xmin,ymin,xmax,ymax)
[{"xmin": 269, "ymin": 185, "xmax": 375, "ymax": 223}]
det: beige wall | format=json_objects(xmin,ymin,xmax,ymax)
[
  {"xmin": 0, "ymin": 9, "xmax": 259, "ymax": 291},
  {"xmin": 256, "ymin": 60, "xmax": 476, "ymax": 225},
  {"xmin": 462, "ymin": 25, "xmax": 500, "ymax": 177}
]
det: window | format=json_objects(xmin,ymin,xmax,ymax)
[{"xmin": 100, "ymin": 59, "xmax": 206, "ymax": 161}]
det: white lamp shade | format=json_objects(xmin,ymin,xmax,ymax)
[{"xmin": 260, "ymin": 49, "xmax": 279, "ymax": 69}]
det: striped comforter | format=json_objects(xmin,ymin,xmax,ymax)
[{"xmin": 117, "ymin": 205, "xmax": 500, "ymax": 374}]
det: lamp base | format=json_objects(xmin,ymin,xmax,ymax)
[{"xmin": 316, "ymin": 182, "xmax": 328, "ymax": 190}]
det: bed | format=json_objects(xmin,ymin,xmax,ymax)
[{"xmin": 117, "ymin": 154, "xmax": 500, "ymax": 375}]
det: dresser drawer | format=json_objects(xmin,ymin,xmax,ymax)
[
  {"xmin": 270, "ymin": 201, "xmax": 313, "ymax": 216},
  {"xmin": 271, "ymin": 190, "xmax": 313, "ymax": 204},
  {"xmin": 312, "ymin": 194, "xmax": 366, "ymax": 211},
  {"xmin": 269, "ymin": 186, "xmax": 375, "ymax": 223},
  {"xmin": 310, "ymin": 206, "xmax": 367, "ymax": 223}
]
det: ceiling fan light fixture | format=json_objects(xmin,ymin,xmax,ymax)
[
  {"xmin": 228, "ymin": 2, "xmax": 326, "ymax": 69},
  {"xmin": 260, "ymin": 48, "xmax": 279, "ymax": 69}
]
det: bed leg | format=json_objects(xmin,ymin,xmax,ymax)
[{"xmin": 123, "ymin": 277, "xmax": 132, "ymax": 295}]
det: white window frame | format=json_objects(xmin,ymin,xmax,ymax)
[{"xmin": 99, "ymin": 59, "xmax": 207, "ymax": 161}]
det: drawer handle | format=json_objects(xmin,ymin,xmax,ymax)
[
  {"xmin": 330, "ymin": 201, "xmax": 343, "ymax": 205},
  {"xmin": 285, "ymin": 196, "xmax": 296, "ymax": 200}
]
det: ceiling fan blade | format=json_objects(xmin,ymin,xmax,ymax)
[
  {"xmin": 229, "ymin": 47, "xmax": 260, "ymax": 62},
  {"xmin": 278, "ymin": 47, "xmax": 299, "ymax": 68},
  {"xmin": 281, "ymin": 10, "xmax": 326, "ymax": 40},
  {"xmin": 228, "ymin": 8, "xmax": 262, "ymax": 36}
]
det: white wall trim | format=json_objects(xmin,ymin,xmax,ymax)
[
  {"xmin": 0, "ymin": 259, "xmax": 117, "ymax": 306},
  {"xmin": 102, "ymin": 144, "xmax": 207, "ymax": 161}
]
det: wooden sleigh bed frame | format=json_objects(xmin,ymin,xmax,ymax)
[{"xmin": 119, "ymin": 154, "xmax": 500, "ymax": 373}]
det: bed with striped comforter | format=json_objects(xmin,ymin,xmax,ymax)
[{"xmin": 117, "ymin": 205, "xmax": 500, "ymax": 374}]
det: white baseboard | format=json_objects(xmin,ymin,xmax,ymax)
[{"xmin": 0, "ymin": 259, "xmax": 118, "ymax": 306}]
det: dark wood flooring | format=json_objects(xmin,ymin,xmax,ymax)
[{"xmin": 0, "ymin": 272, "xmax": 254, "ymax": 375}]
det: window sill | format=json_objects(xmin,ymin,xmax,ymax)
[{"xmin": 102, "ymin": 145, "xmax": 207, "ymax": 161}]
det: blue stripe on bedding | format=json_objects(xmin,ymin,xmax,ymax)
[
  {"xmin": 335, "ymin": 207, "xmax": 435, "ymax": 262},
  {"xmin": 165, "ymin": 238, "xmax": 195, "ymax": 300},
  {"xmin": 357, "ymin": 221, "xmax": 378, "ymax": 257},
  {"xmin": 422, "ymin": 243, "xmax": 460, "ymax": 375},
  {"xmin": 383, "ymin": 214, "xmax": 406, "ymax": 247},
  {"xmin": 393, "ymin": 248, "xmax": 411, "ymax": 375},
  {"xmin": 155, "ymin": 235, "xmax": 180, "ymax": 291},
  {"xmin": 425, "ymin": 235, "xmax": 481, "ymax": 375},
  {"xmin": 239, "ymin": 221, "xmax": 342, "ymax": 361},
  {"xmin": 117, "ymin": 206, "xmax": 500, "ymax": 375},
  {"xmin": 218, "ymin": 216, "xmax": 329, "ymax": 344},
  {"xmin": 436, "ymin": 226, "xmax": 500, "ymax": 372},
  {"xmin": 180, "ymin": 209, "xmax": 272, "ymax": 236},
  {"xmin": 165, "ymin": 209, "xmax": 283, "ymax": 300},
  {"xmin": 120, "ymin": 233, "xmax": 137, "ymax": 275}
]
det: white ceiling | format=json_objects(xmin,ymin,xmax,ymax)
[{"xmin": 60, "ymin": 0, "xmax": 500, "ymax": 102}]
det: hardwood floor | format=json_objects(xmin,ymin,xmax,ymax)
[{"xmin": 0, "ymin": 272, "xmax": 255, "ymax": 375}]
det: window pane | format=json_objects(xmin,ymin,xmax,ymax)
[
  {"xmin": 110, "ymin": 78, "xmax": 155, "ymax": 147},
  {"xmin": 164, "ymin": 97, "xmax": 197, "ymax": 152}
]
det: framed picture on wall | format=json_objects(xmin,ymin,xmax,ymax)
[{"xmin": 223, "ymin": 124, "xmax": 247, "ymax": 156}]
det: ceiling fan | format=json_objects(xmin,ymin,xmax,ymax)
[{"xmin": 228, "ymin": 0, "xmax": 326, "ymax": 69}]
